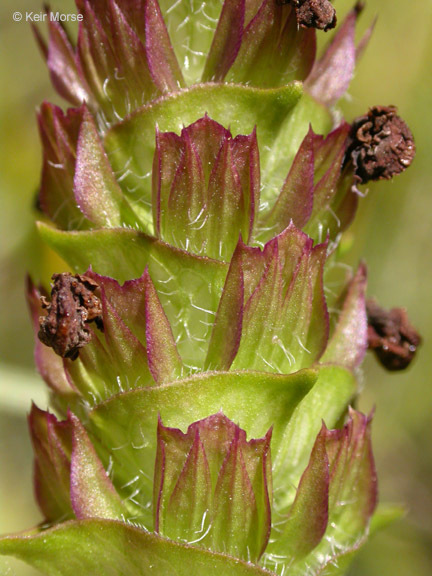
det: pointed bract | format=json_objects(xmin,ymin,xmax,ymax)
[
  {"xmin": 269, "ymin": 424, "xmax": 329, "ymax": 561},
  {"xmin": 322, "ymin": 263, "xmax": 368, "ymax": 369},
  {"xmin": 69, "ymin": 412, "xmax": 126, "ymax": 520},
  {"xmin": 164, "ymin": 430, "xmax": 212, "ymax": 542},
  {"xmin": 144, "ymin": 269, "xmax": 184, "ymax": 383},
  {"xmin": 306, "ymin": 3, "xmax": 364, "ymax": 105},
  {"xmin": 76, "ymin": 0, "xmax": 121, "ymax": 118},
  {"xmin": 312, "ymin": 408, "xmax": 378, "ymax": 568},
  {"xmin": 258, "ymin": 123, "xmax": 356, "ymax": 244},
  {"xmin": 222, "ymin": 225, "xmax": 329, "ymax": 373},
  {"xmin": 154, "ymin": 414, "xmax": 272, "ymax": 562},
  {"xmin": 226, "ymin": 2, "xmax": 316, "ymax": 87},
  {"xmin": 305, "ymin": 123, "xmax": 355, "ymax": 241},
  {"xmin": 46, "ymin": 17, "xmax": 91, "ymax": 107},
  {"xmin": 37, "ymin": 103, "xmax": 89, "ymax": 230},
  {"xmin": 74, "ymin": 107, "xmax": 138, "ymax": 228},
  {"xmin": 154, "ymin": 116, "xmax": 260, "ymax": 261},
  {"xmin": 265, "ymin": 408, "xmax": 377, "ymax": 573},
  {"xmin": 145, "ymin": 0, "xmax": 185, "ymax": 92},
  {"xmin": 202, "ymin": 0, "xmax": 245, "ymax": 82},
  {"xmin": 28, "ymin": 405, "xmax": 73, "ymax": 523},
  {"xmin": 205, "ymin": 243, "xmax": 244, "ymax": 371},
  {"xmin": 38, "ymin": 0, "xmax": 182, "ymax": 123},
  {"xmin": 258, "ymin": 126, "xmax": 315, "ymax": 239}
]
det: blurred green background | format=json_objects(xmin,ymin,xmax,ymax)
[{"xmin": 1, "ymin": 0, "xmax": 431, "ymax": 574}]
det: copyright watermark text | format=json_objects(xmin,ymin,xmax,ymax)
[{"xmin": 13, "ymin": 11, "xmax": 83, "ymax": 22}]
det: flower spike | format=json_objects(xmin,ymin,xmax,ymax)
[{"xmin": 0, "ymin": 1, "xmax": 421, "ymax": 575}]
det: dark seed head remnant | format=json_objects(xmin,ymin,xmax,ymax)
[
  {"xmin": 366, "ymin": 299, "xmax": 421, "ymax": 371},
  {"xmin": 285, "ymin": 0, "xmax": 337, "ymax": 31},
  {"xmin": 348, "ymin": 106, "xmax": 416, "ymax": 184},
  {"xmin": 38, "ymin": 273, "xmax": 103, "ymax": 360}
]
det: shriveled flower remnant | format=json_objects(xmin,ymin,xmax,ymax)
[
  {"xmin": 288, "ymin": 0, "xmax": 337, "ymax": 31},
  {"xmin": 367, "ymin": 299, "xmax": 421, "ymax": 371},
  {"xmin": 38, "ymin": 273, "xmax": 103, "ymax": 360},
  {"xmin": 348, "ymin": 105, "xmax": 416, "ymax": 184},
  {"xmin": 0, "ymin": 1, "xmax": 420, "ymax": 575}
]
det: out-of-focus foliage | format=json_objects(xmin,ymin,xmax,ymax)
[{"xmin": 0, "ymin": 0, "xmax": 431, "ymax": 575}]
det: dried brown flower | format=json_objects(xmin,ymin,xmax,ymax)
[
  {"xmin": 38, "ymin": 273, "xmax": 103, "ymax": 360},
  {"xmin": 348, "ymin": 106, "xmax": 416, "ymax": 184},
  {"xmin": 367, "ymin": 299, "xmax": 421, "ymax": 371},
  {"xmin": 288, "ymin": 0, "xmax": 337, "ymax": 31}
]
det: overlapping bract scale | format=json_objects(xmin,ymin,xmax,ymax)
[
  {"xmin": 24, "ymin": 402, "xmax": 377, "ymax": 576},
  {"xmin": 26, "ymin": 270, "xmax": 185, "ymax": 405},
  {"xmin": 35, "ymin": 0, "xmax": 365, "ymax": 122},
  {"xmin": 27, "ymin": 225, "xmax": 339, "ymax": 392},
  {"xmin": 37, "ymin": 107, "xmax": 358, "ymax": 249},
  {"xmin": 36, "ymin": 0, "xmax": 184, "ymax": 125}
]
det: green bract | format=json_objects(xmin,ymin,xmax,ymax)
[{"xmin": 1, "ymin": 1, "xmax": 417, "ymax": 575}]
